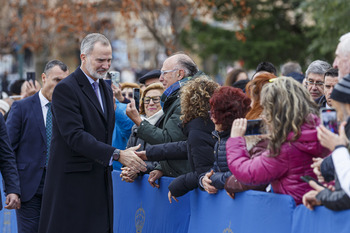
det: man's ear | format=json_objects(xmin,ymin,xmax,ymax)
[
  {"xmin": 41, "ymin": 73, "xmax": 46, "ymax": 85},
  {"xmin": 80, "ymin": 54, "xmax": 86, "ymax": 63},
  {"xmin": 177, "ymin": 69, "xmax": 185, "ymax": 80}
]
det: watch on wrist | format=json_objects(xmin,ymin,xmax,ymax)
[{"xmin": 113, "ymin": 149, "xmax": 121, "ymax": 161}]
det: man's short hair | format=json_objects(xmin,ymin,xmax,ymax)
[
  {"xmin": 44, "ymin": 60, "xmax": 68, "ymax": 75},
  {"xmin": 255, "ymin": 61, "xmax": 277, "ymax": 75},
  {"xmin": 171, "ymin": 52, "xmax": 198, "ymax": 78},
  {"xmin": 80, "ymin": 33, "xmax": 110, "ymax": 55},
  {"xmin": 305, "ymin": 60, "xmax": 331, "ymax": 79},
  {"xmin": 281, "ymin": 61, "xmax": 302, "ymax": 76},
  {"xmin": 324, "ymin": 68, "xmax": 339, "ymax": 78}
]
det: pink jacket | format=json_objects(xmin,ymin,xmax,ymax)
[{"xmin": 226, "ymin": 115, "xmax": 330, "ymax": 205}]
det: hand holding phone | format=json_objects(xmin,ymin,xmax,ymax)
[{"xmin": 300, "ymin": 175, "xmax": 326, "ymax": 188}]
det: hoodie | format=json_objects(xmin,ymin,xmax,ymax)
[{"xmin": 226, "ymin": 114, "xmax": 330, "ymax": 204}]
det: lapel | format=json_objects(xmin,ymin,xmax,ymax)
[
  {"xmin": 31, "ymin": 93, "xmax": 47, "ymax": 145},
  {"xmin": 75, "ymin": 68, "xmax": 108, "ymax": 122}
]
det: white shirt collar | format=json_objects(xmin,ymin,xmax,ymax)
[{"xmin": 38, "ymin": 90, "xmax": 49, "ymax": 107}]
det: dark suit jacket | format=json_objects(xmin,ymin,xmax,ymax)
[
  {"xmin": 6, "ymin": 92, "xmax": 47, "ymax": 202},
  {"xmin": 39, "ymin": 68, "xmax": 116, "ymax": 233},
  {"xmin": 0, "ymin": 114, "xmax": 20, "ymax": 209}
]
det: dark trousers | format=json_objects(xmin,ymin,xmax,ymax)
[{"xmin": 16, "ymin": 170, "xmax": 45, "ymax": 233}]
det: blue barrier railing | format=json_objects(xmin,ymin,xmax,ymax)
[{"xmin": 1, "ymin": 171, "xmax": 350, "ymax": 232}]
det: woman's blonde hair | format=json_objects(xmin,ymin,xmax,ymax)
[
  {"xmin": 261, "ymin": 77, "xmax": 319, "ymax": 157},
  {"xmin": 180, "ymin": 76, "xmax": 220, "ymax": 124},
  {"xmin": 139, "ymin": 82, "xmax": 164, "ymax": 115}
]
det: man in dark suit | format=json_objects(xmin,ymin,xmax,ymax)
[
  {"xmin": 6, "ymin": 60, "xmax": 69, "ymax": 232},
  {"xmin": 0, "ymin": 114, "xmax": 21, "ymax": 210},
  {"xmin": 38, "ymin": 33, "xmax": 146, "ymax": 233}
]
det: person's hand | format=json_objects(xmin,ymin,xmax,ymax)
[
  {"xmin": 126, "ymin": 99, "xmax": 142, "ymax": 126},
  {"xmin": 5, "ymin": 193, "xmax": 20, "ymax": 209},
  {"xmin": 317, "ymin": 122, "xmax": 349, "ymax": 151},
  {"xmin": 230, "ymin": 118, "xmax": 247, "ymax": 138},
  {"xmin": 21, "ymin": 80, "xmax": 41, "ymax": 99},
  {"xmin": 302, "ymin": 190, "xmax": 321, "ymax": 210},
  {"xmin": 148, "ymin": 170, "xmax": 163, "ymax": 188},
  {"xmin": 111, "ymin": 83, "xmax": 124, "ymax": 103},
  {"xmin": 120, "ymin": 167, "xmax": 138, "ymax": 183},
  {"xmin": 226, "ymin": 191, "xmax": 235, "ymax": 199},
  {"xmin": 168, "ymin": 191, "xmax": 178, "ymax": 203},
  {"xmin": 118, "ymin": 144, "xmax": 147, "ymax": 173},
  {"xmin": 135, "ymin": 150, "xmax": 148, "ymax": 160},
  {"xmin": 311, "ymin": 157, "xmax": 325, "ymax": 183},
  {"xmin": 202, "ymin": 170, "xmax": 218, "ymax": 194}
]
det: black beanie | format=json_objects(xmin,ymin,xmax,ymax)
[{"xmin": 331, "ymin": 74, "xmax": 350, "ymax": 104}]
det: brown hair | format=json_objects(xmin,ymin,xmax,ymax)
[{"xmin": 245, "ymin": 73, "xmax": 276, "ymax": 120}]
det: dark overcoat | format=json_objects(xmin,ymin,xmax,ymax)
[{"xmin": 39, "ymin": 68, "xmax": 116, "ymax": 233}]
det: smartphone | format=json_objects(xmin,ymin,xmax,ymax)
[
  {"xmin": 108, "ymin": 71, "xmax": 120, "ymax": 86},
  {"xmin": 104, "ymin": 79, "xmax": 112, "ymax": 86},
  {"xmin": 300, "ymin": 175, "xmax": 326, "ymax": 188},
  {"xmin": 245, "ymin": 119, "xmax": 264, "ymax": 136},
  {"xmin": 320, "ymin": 107, "xmax": 338, "ymax": 134},
  {"xmin": 26, "ymin": 72, "xmax": 36, "ymax": 87},
  {"xmin": 133, "ymin": 88, "xmax": 140, "ymax": 112}
]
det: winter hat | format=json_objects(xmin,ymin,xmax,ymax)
[{"xmin": 331, "ymin": 74, "xmax": 350, "ymax": 104}]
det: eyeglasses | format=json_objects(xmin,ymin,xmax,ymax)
[
  {"xmin": 305, "ymin": 80, "xmax": 324, "ymax": 87},
  {"xmin": 160, "ymin": 69, "xmax": 178, "ymax": 76},
  {"xmin": 122, "ymin": 93, "xmax": 133, "ymax": 98},
  {"xmin": 143, "ymin": 96, "xmax": 161, "ymax": 104}
]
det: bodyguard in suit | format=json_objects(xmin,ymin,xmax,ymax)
[
  {"xmin": 6, "ymin": 60, "xmax": 69, "ymax": 232},
  {"xmin": 0, "ymin": 114, "xmax": 21, "ymax": 211},
  {"xmin": 38, "ymin": 33, "xmax": 146, "ymax": 233}
]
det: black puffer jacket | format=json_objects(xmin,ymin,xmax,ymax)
[
  {"xmin": 164, "ymin": 117, "xmax": 216, "ymax": 197},
  {"xmin": 200, "ymin": 130, "xmax": 232, "ymax": 190}
]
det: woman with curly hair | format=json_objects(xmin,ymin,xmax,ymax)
[
  {"xmin": 227, "ymin": 77, "xmax": 329, "ymax": 204},
  {"xmin": 200, "ymin": 86, "xmax": 251, "ymax": 194},
  {"xmin": 136, "ymin": 76, "xmax": 220, "ymax": 201}
]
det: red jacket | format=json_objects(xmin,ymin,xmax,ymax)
[{"xmin": 226, "ymin": 115, "xmax": 330, "ymax": 204}]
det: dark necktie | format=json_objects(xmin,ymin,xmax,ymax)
[{"xmin": 46, "ymin": 102, "xmax": 52, "ymax": 166}]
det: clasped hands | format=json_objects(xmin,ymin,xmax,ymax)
[{"xmin": 118, "ymin": 144, "xmax": 147, "ymax": 181}]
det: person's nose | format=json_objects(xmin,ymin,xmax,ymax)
[
  {"xmin": 102, "ymin": 61, "xmax": 110, "ymax": 70},
  {"xmin": 333, "ymin": 59, "xmax": 338, "ymax": 68}
]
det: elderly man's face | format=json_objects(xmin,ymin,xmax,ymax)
[
  {"xmin": 159, "ymin": 56, "xmax": 183, "ymax": 90},
  {"xmin": 306, "ymin": 73, "xmax": 324, "ymax": 100},
  {"xmin": 324, "ymin": 76, "xmax": 339, "ymax": 107},
  {"xmin": 333, "ymin": 44, "xmax": 350, "ymax": 80}
]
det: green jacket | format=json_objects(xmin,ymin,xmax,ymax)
[{"xmin": 137, "ymin": 89, "xmax": 190, "ymax": 177}]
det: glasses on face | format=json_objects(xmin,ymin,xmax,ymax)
[
  {"xmin": 305, "ymin": 80, "xmax": 324, "ymax": 87},
  {"xmin": 122, "ymin": 93, "xmax": 133, "ymax": 98},
  {"xmin": 143, "ymin": 96, "xmax": 161, "ymax": 104},
  {"xmin": 160, "ymin": 69, "xmax": 178, "ymax": 76}
]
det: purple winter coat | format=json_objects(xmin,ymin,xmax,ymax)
[{"xmin": 226, "ymin": 115, "xmax": 330, "ymax": 205}]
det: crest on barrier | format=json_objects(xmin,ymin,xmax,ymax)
[
  {"xmin": 135, "ymin": 203, "xmax": 145, "ymax": 233},
  {"xmin": 223, "ymin": 221, "xmax": 233, "ymax": 233}
]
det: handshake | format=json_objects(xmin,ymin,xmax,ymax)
[{"xmin": 115, "ymin": 144, "xmax": 148, "ymax": 182}]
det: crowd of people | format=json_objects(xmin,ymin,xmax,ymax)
[{"xmin": 0, "ymin": 31, "xmax": 349, "ymax": 232}]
